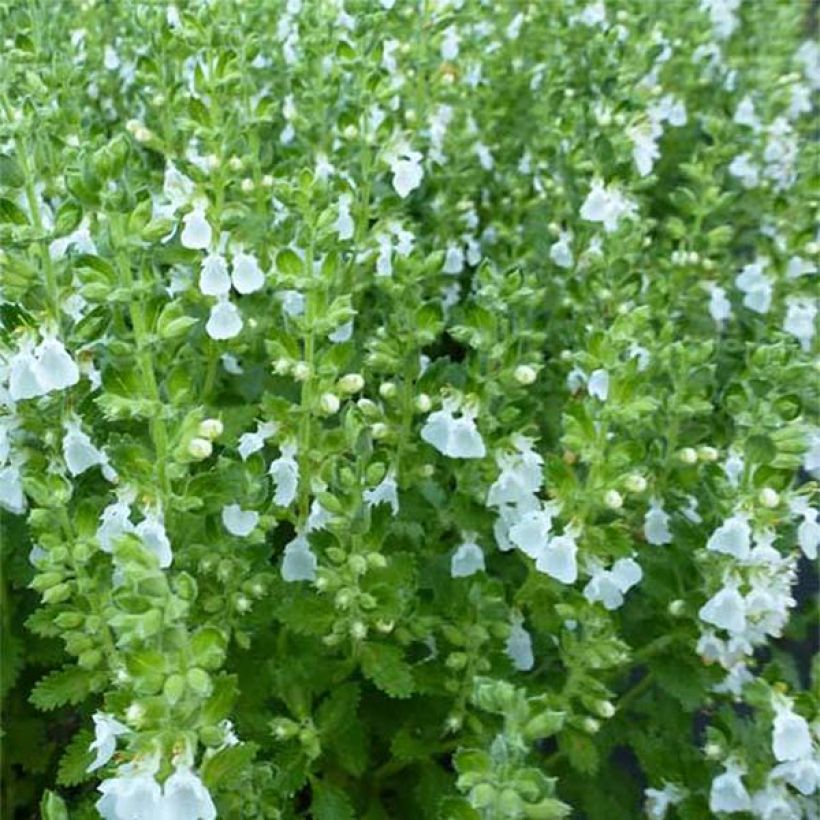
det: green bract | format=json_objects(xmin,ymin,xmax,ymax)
[{"xmin": 1, "ymin": 0, "xmax": 818, "ymax": 818}]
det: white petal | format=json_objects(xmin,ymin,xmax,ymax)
[
  {"xmin": 772, "ymin": 710, "xmax": 813, "ymax": 762},
  {"xmin": 180, "ymin": 208, "xmax": 212, "ymax": 250},
  {"xmin": 221, "ymin": 504, "xmax": 259, "ymax": 537},
  {"xmin": 0, "ymin": 465, "xmax": 26, "ymax": 514},
  {"xmin": 535, "ymin": 534, "xmax": 577, "ymax": 584},
  {"xmin": 206, "ymin": 300, "xmax": 243, "ymax": 340},
  {"xmin": 450, "ymin": 541, "xmax": 485, "ymax": 578},
  {"xmin": 199, "ymin": 254, "xmax": 231, "ymax": 296},
  {"xmin": 699, "ymin": 587, "xmax": 746, "ymax": 634},
  {"xmin": 9, "ymin": 350, "xmax": 44, "ymax": 400},
  {"xmin": 281, "ymin": 535, "xmax": 317, "ymax": 582},
  {"xmin": 587, "ymin": 368, "xmax": 609, "ymax": 401},
  {"xmin": 505, "ymin": 622, "xmax": 534, "ymax": 671},
  {"xmin": 63, "ymin": 426, "xmax": 105, "ymax": 476},
  {"xmin": 35, "ymin": 338, "xmax": 79, "ymax": 393},
  {"xmin": 135, "ymin": 516, "xmax": 172, "ymax": 568},
  {"xmin": 706, "ymin": 515, "xmax": 751, "ymax": 560},
  {"xmin": 231, "ymin": 252, "xmax": 265, "ymax": 294}
]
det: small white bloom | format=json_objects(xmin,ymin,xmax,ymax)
[
  {"xmin": 644, "ymin": 500, "xmax": 672, "ymax": 545},
  {"xmin": 509, "ymin": 508, "xmax": 555, "ymax": 559},
  {"xmin": 231, "ymin": 251, "xmax": 265, "ymax": 294},
  {"xmin": 735, "ymin": 260, "xmax": 773, "ymax": 315},
  {"xmin": 440, "ymin": 25, "xmax": 459, "ymax": 61},
  {"xmin": 63, "ymin": 420, "xmax": 109, "ymax": 478},
  {"xmin": 708, "ymin": 285, "xmax": 732, "ymax": 323},
  {"xmin": 281, "ymin": 534, "xmax": 317, "ymax": 582},
  {"xmin": 199, "ymin": 254, "xmax": 231, "ymax": 296},
  {"xmin": 269, "ymin": 443, "xmax": 299, "ymax": 507},
  {"xmin": 535, "ymin": 533, "xmax": 578, "ymax": 584},
  {"xmin": 335, "ymin": 194, "xmax": 355, "ymax": 241},
  {"xmin": 328, "ymin": 320, "xmax": 354, "ymax": 343},
  {"xmin": 580, "ymin": 180, "xmax": 637, "ymax": 233},
  {"xmin": 783, "ymin": 299, "xmax": 816, "ymax": 351},
  {"xmin": 584, "ymin": 557, "xmax": 642, "ymax": 610},
  {"xmin": 645, "ymin": 783, "xmax": 687, "ymax": 820},
  {"xmin": 772, "ymin": 704, "xmax": 813, "ymax": 762},
  {"xmin": 34, "ymin": 336, "xmax": 80, "ymax": 393},
  {"xmin": 87, "ymin": 713, "xmax": 129, "ymax": 772},
  {"xmin": 549, "ymin": 233, "xmax": 573, "ymax": 268},
  {"xmin": 180, "ymin": 206, "xmax": 212, "ymax": 250},
  {"xmin": 0, "ymin": 465, "xmax": 25, "ymax": 514},
  {"xmin": 699, "ymin": 585, "xmax": 747, "ymax": 634},
  {"xmin": 728, "ymin": 153, "xmax": 760, "ymax": 188},
  {"xmin": 161, "ymin": 765, "xmax": 217, "ymax": 820},
  {"xmin": 706, "ymin": 513, "xmax": 751, "ymax": 560},
  {"xmin": 8, "ymin": 347, "xmax": 43, "ymax": 401},
  {"xmin": 587, "ymin": 368, "xmax": 609, "ymax": 401},
  {"xmin": 451, "ymin": 538, "xmax": 485, "ymax": 578},
  {"xmin": 709, "ymin": 763, "xmax": 751, "ymax": 814},
  {"xmin": 363, "ymin": 473, "xmax": 399, "ymax": 516},
  {"xmin": 222, "ymin": 504, "xmax": 259, "ymax": 537},
  {"xmin": 237, "ymin": 421, "xmax": 277, "ymax": 461},
  {"xmin": 96, "ymin": 764, "xmax": 163, "ymax": 819},
  {"xmin": 280, "ymin": 289, "xmax": 305, "ymax": 318},
  {"xmin": 135, "ymin": 513, "xmax": 172, "ymax": 568},
  {"xmin": 421, "ymin": 400, "xmax": 486, "ymax": 459},
  {"xmin": 390, "ymin": 151, "xmax": 423, "ymax": 199},
  {"xmin": 97, "ymin": 497, "xmax": 135, "ymax": 553},
  {"xmin": 505, "ymin": 618, "xmax": 535, "ymax": 671},
  {"xmin": 443, "ymin": 244, "xmax": 464, "ymax": 275},
  {"xmin": 206, "ymin": 298, "xmax": 243, "ymax": 340}
]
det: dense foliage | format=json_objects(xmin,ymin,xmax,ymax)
[{"xmin": 1, "ymin": 0, "xmax": 818, "ymax": 818}]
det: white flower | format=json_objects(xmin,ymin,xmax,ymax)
[
  {"xmin": 771, "ymin": 757, "xmax": 820, "ymax": 796},
  {"xmin": 772, "ymin": 704, "xmax": 813, "ymax": 762},
  {"xmin": 0, "ymin": 465, "xmax": 25, "ymax": 514},
  {"xmin": 709, "ymin": 762, "xmax": 751, "ymax": 814},
  {"xmin": 8, "ymin": 347, "xmax": 43, "ymax": 401},
  {"xmin": 575, "ymin": 1, "xmax": 607, "ymax": 27},
  {"xmin": 535, "ymin": 533, "xmax": 578, "ymax": 584},
  {"xmin": 724, "ymin": 451, "xmax": 744, "ymax": 487},
  {"xmin": 390, "ymin": 151, "xmax": 423, "ymax": 199},
  {"xmin": 583, "ymin": 557, "xmax": 643, "ymax": 610},
  {"xmin": 735, "ymin": 260, "xmax": 773, "ymax": 315},
  {"xmin": 580, "ymin": 180, "xmax": 637, "ymax": 233},
  {"xmin": 135, "ymin": 513, "xmax": 173, "ymax": 568},
  {"xmin": 163, "ymin": 162, "xmax": 196, "ymax": 212},
  {"xmin": 733, "ymin": 96, "xmax": 761, "ymax": 130},
  {"xmin": 269, "ymin": 443, "xmax": 299, "ymax": 507},
  {"xmin": 206, "ymin": 298, "xmax": 243, "ymax": 340},
  {"xmin": 281, "ymin": 534, "xmax": 317, "ymax": 582},
  {"xmin": 706, "ymin": 513, "xmax": 751, "ymax": 560},
  {"xmin": 34, "ymin": 336, "xmax": 80, "ymax": 393},
  {"xmin": 786, "ymin": 255, "xmax": 817, "ymax": 279},
  {"xmin": 644, "ymin": 500, "xmax": 672, "ymax": 545},
  {"xmin": 280, "ymin": 289, "xmax": 305, "ymax": 318},
  {"xmin": 509, "ymin": 508, "xmax": 555, "ymax": 559},
  {"xmin": 505, "ymin": 618, "xmax": 534, "ymax": 671},
  {"xmin": 62, "ymin": 419, "xmax": 109, "ymax": 478},
  {"xmin": 783, "ymin": 299, "xmax": 816, "ymax": 351},
  {"xmin": 180, "ymin": 206, "xmax": 212, "ymax": 250},
  {"xmin": 629, "ymin": 121, "xmax": 661, "ymax": 177},
  {"xmin": 376, "ymin": 234, "xmax": 393, "ymax": 277},
  {"xmin": 795, "ymin": 506, "xmax": 819, "ymax": 560},
  {"xmin": 587, "ymin": 368, "xmax": 609, "ymax": 401},
  {"xmin": 644, "ymin": 783, "xmax": 687, "ymax": 820},
  {"xmin": 161, "ymin": 765, "xmax": 216, "ymax": 820},
  {"xmin": 451, "ymin": 538, "xmax": 485, "ymax": 578},
  {"xmin": 328, "ymin": 320, "xmax": 354, "ymax": 343},
  {"xmin": 440, "ymin": 25, "xmax": 459, "ymax": 60},
  {"xmin": 443, "ymin": 244, "xmax": 464, "ymax": 275},
  {"xmin": 231, "ymin": 251, "xmax": 265, "ymax": 294},
  {"xmin": 237, "ymin": 421, "xmax": 277, "ymax": 461},
  {"xmin": 549, "ymin": 233, "xmax": 573, "ymax": 268},
  {"xmin": 699, "ymin": 585, "xmax": 746, "ymax": 634},
  {"xmin": 363, "ymin": 473, "xmax": 399, "ymax": 515},
  {"xmin": 708, "ymin": 285, "xmax": 732, "ymax": 323},
  {"xmin": 96, "ymin": 764, "xmax": 163, "ymax": 820},
  {"xmin": 421, "ymin": 400, "xmax": 486, "ymax": 459},
  {"xmin": 335, "ymin": 194, "xmax": 355, "ymax": 241},
  {"xmin": 97, "ymin": 497, "xmax": 135, "ymax": 553},
  {"xmin": 728, "ymin": 153, "xmax": 760, "ymax": 188},
  {"xmin": 198, "ymin": 253, "xmax": 230, "ymax": 296},
  {"xmin": 87, "ymin": 713, "xmax": 129, "ymax": 772},
  {"xmin": 221, "ymin": 504, "xmax": 259, "ymax": 537}
]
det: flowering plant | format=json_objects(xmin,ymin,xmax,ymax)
[{"xmin": 1, "ymin": 1, "xmax": 818, "ymax": 818}]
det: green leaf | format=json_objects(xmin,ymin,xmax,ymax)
[
  {"xmin": 276, "ymin": 248, "xmax": 303, "ymax": 276},
  {"xmin": 360, "ymin": 643, "xmax": 414, "ymax": 698},
  {"xmin": 0, "ymin": 197, "xmax": 29, "ymax": 225},
  {"xmin": 559, "ymin": 731, "xmax": 599, "ymax": 776},
  {"xmin": 0, "ymin": 154, "xmax": 24, "ymax": 188},
  {"xmin": 311, "ymin": 780, "xmax": 355, "ymax": 820},
  {"xmin": 54, "ymin": 201, "xmax": 82, "ymax": 236},
  {"xmin": 40, "ymin": 790, "xmax": 69, "ymax": 820},
  {"xmin": 57, "ymin": 729, "xmax": 94, "ymax": 787},
  {"xmin": 201, "ymin": 742, "xmax": 257, "ymax": 790},
  {"xmin": 30, "ymin": 666, "xmax": 99, "ymax": 711}
]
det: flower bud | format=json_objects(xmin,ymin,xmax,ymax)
[
  {"xmin": 514, "ymin": 364, "xmax": 537, "ymax": 385},
  {"xmin": 292, "ymin": 361, "xmax": 311, "ymax": 381},
  {"xmin": 350, "ymin": 621, "xmax": 368, "ymax": 640},
  {"xmin": 758, "ymin": 487, "xmax": 780, "ymax": 508},
  {"xmin": 414, "ymin": 392, "xmax": 432, "ymax": 413},
  {"xmin": 273, "ymin": 357, "xmax": 291, "ymax": 375},
  {"xmin": 198, "ymin": 418, "xmax": 223, "ymax": 440},
  {"xmin": 188, "ymin": 437, "xmax": 213, "ymax": 460},
  {"xmin": 604, "ymin": 489, "xmax": 623, "ymax": 510},
  {"xmin": 319, "ymin": 392, "xmax": 340, "ymax": 415},
  {"xmin": 470, "ymin": 784, "xmax": 496, "ymax": 809},
  {"xmin": 624, "ymin": 474, "xmax": 647, "ymax": 493},
  {"xmin": 371, "ymin": 422, "xmax": 389, "ymax": 440},
  {"xmin": 379, "ymin": 381, "xmax": 398, "ymax": 400},
  {"xmin": 348, "ymin": 554, "xmax": 367, "ymax": 575},
  {"xmin": 678, "ymin": 447, "xmax": 698, "ymax": 465},
  {"xmin": 338, "ymin": 373, "xmax": 365, "ymax": 394},
  {"xmin": 582, "ymin": 716, "xmax": 600, "ymax": 734},
  {"xmin": 126, "ymin": 703, "xmax": 145, "ymax": 726},
  {"xmin": 271, "ymin": 718, "xmax": 299, "ymax": 740},
  {"xmin": 668, "ymin": 599, "xmax": 686, "ymax": 617},
  {"xmin": 367, "ymin": 552, "xmax": 387, "ymax": 569},
  {"xmin": 228, "ymin": 156, "xmax": 243, "ymax": 171},
  {"xmin": 704, "ymin": 742, "xmax": 722, "ymax": 759},
  {"xmin": 596, "ymin": 701, "xmax": 615, "ymax": 719},
  {"xmin": 206, "ymin": 154, "xmax": 220, "ymax": 171},
  {"xmin": 698, "ymin": 446, "xmax": 719, "ymax": 462},
  {"xmin": 419, "ymin": 463, "xmax": 435, "ymax": 478},
  {"xmin": 262, "ymin": 174, "xmax": 274, "ymax": 188}
]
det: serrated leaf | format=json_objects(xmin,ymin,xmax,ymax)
[
  {"xmin": 201, "ymin": 742, "xmax": 257, "ymax": 790},
  {"xmin": 57, "ymin": 728, "xmax": 94, "ymax": 787},
  {"xmin": 30, "ymin": 666, "xmax": 99, "ymax": 711},
  {"xmin": 360, "ymin": 643, "xmax": 414, "ymax": 699},
  {"xmin": 559, "ymin": 731, "xmax": 599, "ymax": 776},
  {"xmin": 311, "ymin": 780, "xmax": 355, "ymax": 820}
]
